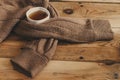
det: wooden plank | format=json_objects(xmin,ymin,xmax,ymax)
[
  {"xmin": 0, "ymin": 43, "xmax": 120, "ymax": 61},
  {"xmin": 51, "ymin": 0, "xmax": 120, "ymax": 3},
  {"xmin": 50, "ymin": 2, "xmax": 120, "ymax": 19},
  {"xmin": 0, "ymin": 58, "xmax": 120, "ymax": 80}
]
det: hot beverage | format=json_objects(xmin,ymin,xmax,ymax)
[{"xmin": 29, "ymin": 10, "xmax": 48, "ymax": 20}]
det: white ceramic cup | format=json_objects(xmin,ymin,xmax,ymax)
[{"xmin": 26, "ymin": 7, "xmax": 50, "ymax": 24}]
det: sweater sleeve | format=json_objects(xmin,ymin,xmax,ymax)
[
  {"xmin": 11, "ymin": 38, "xmax": 58, "ymax": 77},
  {"xmin": 14, "ymin": 18, "xmax": 113, "ymax": 43}
]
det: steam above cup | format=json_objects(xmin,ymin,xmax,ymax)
[{"xmin": 26, "ymin": 7, "xmax": 50, "ymax": 24}]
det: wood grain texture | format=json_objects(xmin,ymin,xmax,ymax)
[
  {"xmin": 0, "ymin": 58, "xmax": 120, "ymax": 80},
  {"xmin": 0, "ymin": 2, "xmax": 120, "ymax": 80},
  {"xmin": 50, "ymin": 2, "xmax": 120, "ymax": 19},
  {"xmin": 51, "ymin": 0, "xmax": 120, "ymax": 3}
]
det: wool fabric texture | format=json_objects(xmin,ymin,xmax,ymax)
[{"xmin": 0, "ymin": 0, "xmax": 113, "ymax": 77}]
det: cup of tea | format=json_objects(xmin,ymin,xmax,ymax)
[{"xmin": 26, "ymin": 7, "xmax": 50, "ymax": 24}]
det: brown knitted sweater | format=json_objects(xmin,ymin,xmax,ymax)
[{"xmin": 0, "ymin": 0, "xmax": 113, "ymax": 78}]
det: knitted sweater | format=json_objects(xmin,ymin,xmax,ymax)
[{"xmin": 0, "ymin": 0, "xmax": 113, "ymax": 77}]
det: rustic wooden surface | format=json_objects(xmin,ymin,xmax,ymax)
[
  {"xmin": 51, "ymin": 0, "xmax": 120, "ymax": 3},
  {"xmin": 0, "ymin": 1, "xmax": 120, "ymax": 80}
]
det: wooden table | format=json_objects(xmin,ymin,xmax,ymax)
[{"xmin": 0, "ymin": 1, "xmax": 120, "ymax": 80}]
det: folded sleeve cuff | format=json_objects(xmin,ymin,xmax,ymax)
[
  {"xmin": 91, "ymin": 19, "xmax": 114, "ymax": 41},
  {"xmin": 11, "ymin": 48, "xmax": 49, "ymax": 77}
]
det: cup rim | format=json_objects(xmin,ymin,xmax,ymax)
[{"xmin": 26, "ymin": 7, "xmax": 50, "ymax": 24}]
